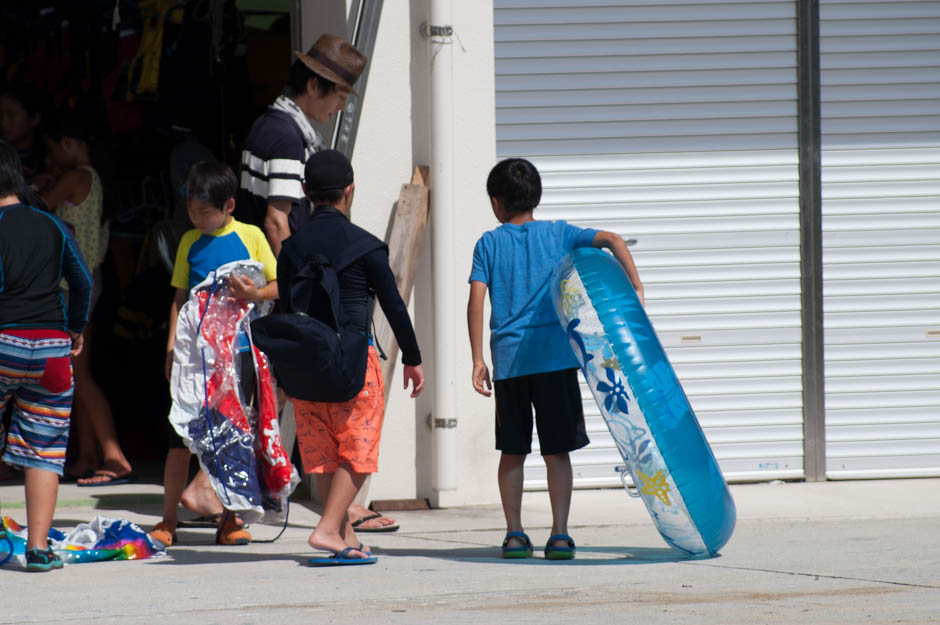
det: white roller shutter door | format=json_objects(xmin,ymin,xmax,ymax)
[
  {"xmin": 820, "ymin": 0, "xmax": 940, "ymax": 478},
  {"xmin": 494, "ymin": 0, "xmax": 805, "ymax": 489}
]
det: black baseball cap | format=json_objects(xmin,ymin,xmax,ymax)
[{"xmin": 304, "ymin": 149, "xmax": 354, "ymax": 193}]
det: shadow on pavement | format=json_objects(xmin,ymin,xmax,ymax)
[
  {"xmin": 366, "ymin": 544, "xmax": 698, "ymax": 566},
  {"xmin": 90, "ymin": 493, "xmax": 164, "ymax": 511},
  {"xmin": 139, "ymin": 543, "xmax": 699, "ymax": 568},
  {"xmin": 146, "ymin": 547, "xmax": 310, "ymax": 567}
]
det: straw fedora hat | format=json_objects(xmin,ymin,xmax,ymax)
[{"xmin": 294, "ymin": 34, "xmax": 367, "ymax": 97}]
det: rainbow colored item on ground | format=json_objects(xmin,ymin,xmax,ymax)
[
  {"xmin": 0, "ymin": 515, "xmax": 164, "ymax": 567},
  {"xmin": 551, "ymin": 247, "xmax": 735, "ymax": 557}
]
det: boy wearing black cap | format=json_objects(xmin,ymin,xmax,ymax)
[
  {"xmin": 238, "ymin": 34, "xmax": 398, "ymax": 533},
  {"xmin": 277, "ymin": 149, "xmax": 424, "ymax": 565}
]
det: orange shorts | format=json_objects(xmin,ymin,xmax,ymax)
[{"xmin": 292, "ymin": 347, "xmax": 385, "ymax": 474}]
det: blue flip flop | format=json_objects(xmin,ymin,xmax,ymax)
[
  {"xmin": 308, "ymin": 546, "xmax": 377, "ymax": 567},
  {"xmin": 76, "ymin": 471, "xmax": 138, "ymax": 487},
  {"xmin": 501, "ymin": 531, "xmax": 533, "ymax": 559},
  {"xmin": 544, "ymin": 534, "xmax": 576, "ymax": 560}
]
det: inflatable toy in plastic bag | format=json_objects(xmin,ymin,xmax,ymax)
[{"xmin": 169, "ymin": 260, "xmax": 299, "ymax": 524}]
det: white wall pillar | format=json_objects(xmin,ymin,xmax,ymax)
[{"xmin": 428, "ymin": 0, "xmax": 459, "ymax": 496}]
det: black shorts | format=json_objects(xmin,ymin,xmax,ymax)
[
  {"xmin": 494, "ymin": 368, "xmax": 589, "ymax": 456},
  {"xmin": 167, "ymin": 422, "xmax": 188, "ymax": 449}
]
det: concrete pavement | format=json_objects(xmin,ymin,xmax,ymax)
[{"xmin": 1, "ymin": 477, "xmax": 938, "ymax": 624}]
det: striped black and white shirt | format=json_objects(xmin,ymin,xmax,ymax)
[{"xmin": 237, "ymin": 108, "xmax": 316, "ymax": 234}]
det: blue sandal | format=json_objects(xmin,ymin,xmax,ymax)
[
  {"xmin": 544, "ymin": 534, "xmax": 576, "ymax": 560},
  {"xmin": 501, "ymin": 531, "xmax": 533, "ymax": 559},
  {"xmin": 307, "ymin": 546, "xmax": 377, "ymax": 567}
]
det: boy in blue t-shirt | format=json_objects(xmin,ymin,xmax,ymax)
[
  {"xmin": 468, "ymin": 158, "xmax": 644, "ymax": 560},
  {"xmin": 150, "ymin": 161, "xmax": 278, "ymax": 549}
]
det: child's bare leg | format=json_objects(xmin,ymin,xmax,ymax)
[
  {"xmin": 76, "ymin": 380, "xmax": 131, "ymax": 478},
  {"xmin": 543, "ymin": 452, "xmax": 573, "ymax": 546},
  {"xmin": 180, "ymin": 469, "xmax": 246, "ymax": 527},
  {"xmin": 160, "ymin": 449, "xmax": 191, "ymax": 528},
  {"xmin": 308, "ymin": 465, "xmax": 368, "ymax": 557},
  {"xmin": 24, "ymin": 467, "xmax": 58, "ymax": 550},
  {"xmin": 72, "ymin": 330, "xmax": 133, "ymax": 484},
  {"xmin": 498, "ymin": 453, "xmax": 526, "ymax": 546},
  {"xmin": 67, "ymin": 394, "xmax": 98, "ymax": 476},
  {"xmin": 181, "ymin": 469, "xmax": 223, "ymax": 516}
]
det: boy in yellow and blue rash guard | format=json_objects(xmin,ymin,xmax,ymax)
[
  {"xmin": 172, "ymin": 209, "xmax": 277, "ymax": 291},
  {"xmin": 151, "ymin": 161, "xmax": 278, "ymax": 549}
]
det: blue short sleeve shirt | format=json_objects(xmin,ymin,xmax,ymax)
[{"xmin": 469, "ymin": 220, "xmax": 598, "ymax": 380}]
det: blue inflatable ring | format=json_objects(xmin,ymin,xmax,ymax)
[{"xmin": 551, "ymin": 247, "xmax": 735, "ymax": 556}]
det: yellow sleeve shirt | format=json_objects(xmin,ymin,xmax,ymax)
[{"xmin": 170, "ymin": 219, "xmax": 277, "ymax": 291}]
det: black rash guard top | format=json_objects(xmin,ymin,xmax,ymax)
[
  {"xmin": 0, "ymin": 202, "xmax": 92, "ymax": 333},
  {"xmin": 278, "ymin": 206, "xmax": 421, "ymax": 366}
]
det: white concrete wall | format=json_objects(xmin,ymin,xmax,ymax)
[
  {"xmin": 351, "ymin": 1, "xmax": 424, "ymax": 502},
  {"xmin": 301, "ymin": 0, "xmax": 500, "ymax": 506},
  {"xmin": 426, "ymin": 0, "xmax": 500, "ymax": 507}
]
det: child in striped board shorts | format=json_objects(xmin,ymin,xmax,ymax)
[{"xmin": 0, "ymin": 139, "xmax": 92, "ymax": 571}]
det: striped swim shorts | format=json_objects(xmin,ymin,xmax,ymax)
[{"xmin": 0, "ymin": 329, "xmax": 74, "ymax": 475}]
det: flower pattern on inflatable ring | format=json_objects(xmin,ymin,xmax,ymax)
[
  {"xmin": 597, "ymin": 367, "xmax": 630, "ymax": 415},
  {"xmin": 559, "ymin": 278, "xmax": 585, "ymax": 318}
]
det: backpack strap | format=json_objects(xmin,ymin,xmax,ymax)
[
  {"xmin": 370, "ymin": 313, "xmax": 388, "ymax": 360},
  {"xmin": 280, "ymin": 241, "xmax": 340, "ymax": 325},
  {"xmin": 301, "ymin": 208, "xmax": 388, "ymax": 274},
  {"xmin": 280, "ymin": 219, "xmax": 388, "ymax": 328},
  {"xmin": 331, "ymin": 235, "xmax": 388, "ymax": 275},
  {"xmin": 335, "ymin": 233, "xmax": 387, "ymax": 343},
  {"xmin": 292, "ymin": 255, "xmax": 345, "ymax": 331}
]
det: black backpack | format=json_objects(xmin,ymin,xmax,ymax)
[{"xmin": 250, "ymin": 242, "xmax": 381, "ymax": 402}]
